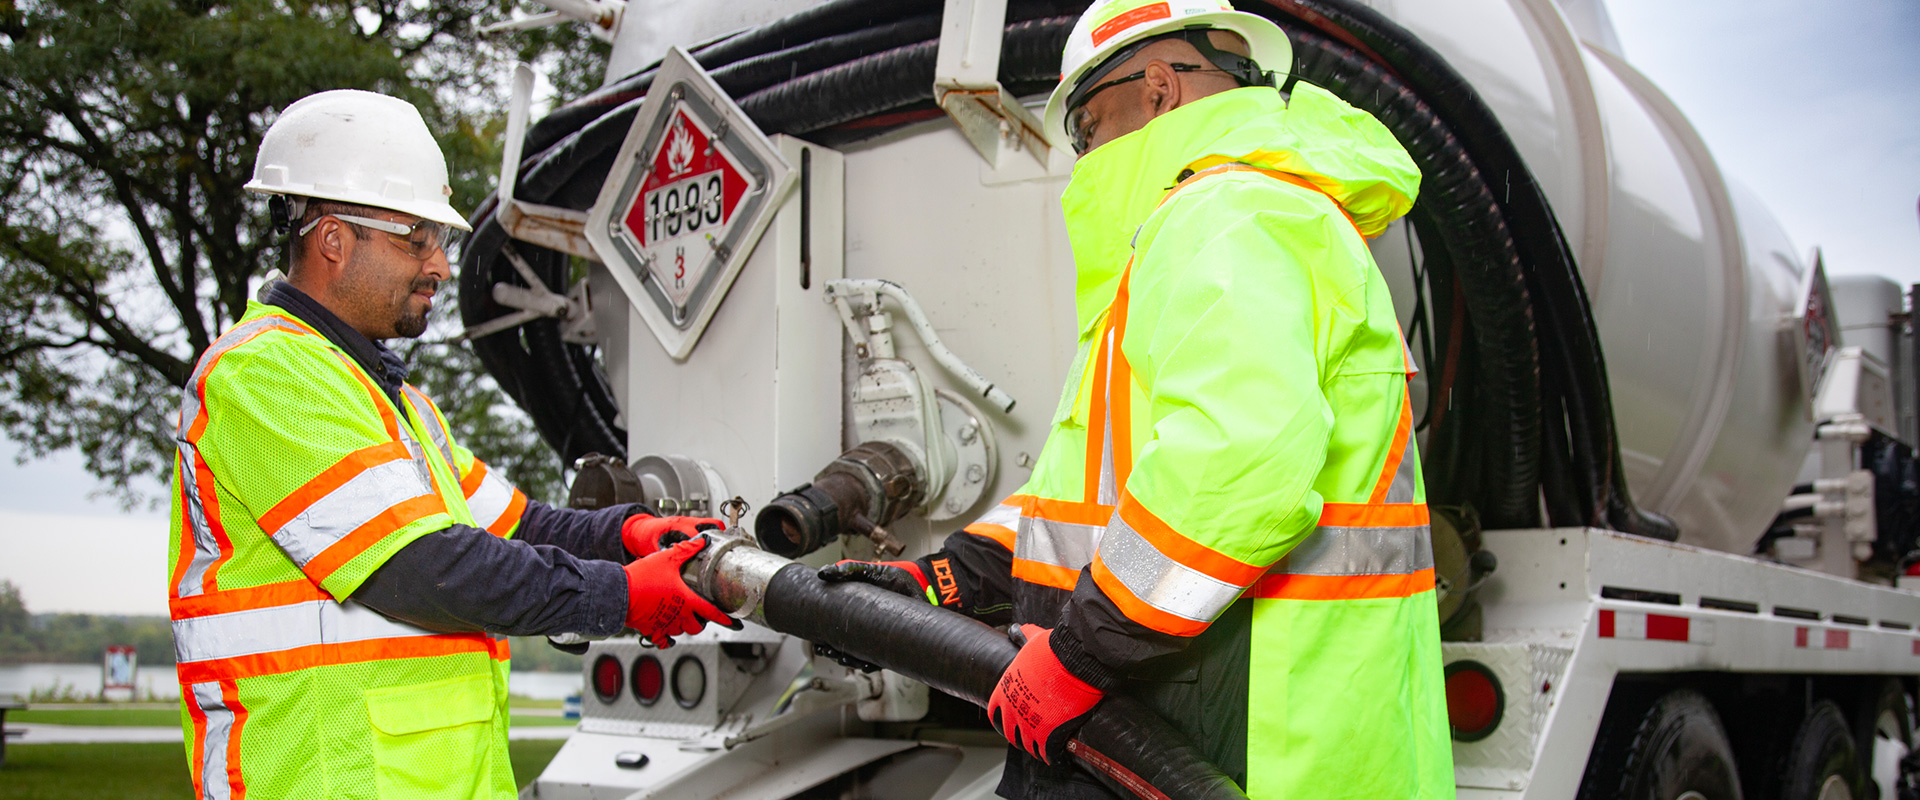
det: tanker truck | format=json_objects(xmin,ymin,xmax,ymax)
[{"xmin": 456, "ymin": 1, "xmax": 1920, "ymax": 797}]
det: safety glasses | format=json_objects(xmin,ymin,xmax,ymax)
[
  {"xmin": 298, "ymin": 213, "xmax": 461, "ymax": 260},
  {"xmin": 1066, "ymin": 63, "xmax": 1214, "ymax": 155}
]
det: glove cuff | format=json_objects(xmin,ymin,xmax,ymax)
[{"xmin": 1045, "ymin": 623, "xmax": 1123, "ymax": 692}]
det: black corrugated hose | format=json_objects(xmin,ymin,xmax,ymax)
[{"xmin": 760, "ymin": 563, "xmax": 1248, "ymax": 800}]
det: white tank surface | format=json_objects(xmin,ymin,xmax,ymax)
[
  {"xmin": 1365, "ymin": 0, "xmax": 1816, "ymax": 552},
  {"xmin": 495, "ymin": 0, "xmax": 1830, "ymax": 569}
]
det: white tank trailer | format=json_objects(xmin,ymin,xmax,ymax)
[{"xmin": 459, "ymin": 0, "xmax": 1920, "ymax": 797}]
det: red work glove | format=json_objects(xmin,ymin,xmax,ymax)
[
  {"xmin": 622, "ymin": 536, "xmax": 736, "ymax": 648},
  {"xmin": 816, "ymin": 560, "xmax": 934, "ymax": 604},
  {"xmin": 621, "ymin": 514, "xmax": 724, "ymax": 559},
  {"xmin": 987, "ymin": 624, "xmax": 1105, "ymax": 764}
]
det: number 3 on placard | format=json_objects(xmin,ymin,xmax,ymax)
[{"xmin": 674, "ymin": 246, "xmax": 685, "ymax": 289}]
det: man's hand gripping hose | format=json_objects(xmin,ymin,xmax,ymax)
[{"xmin": 679, "ymin": 526, "xmax": 1248, "ymax": 800}]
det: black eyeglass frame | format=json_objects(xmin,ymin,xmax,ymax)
[{"xmin": 1062, "ymin": 26, "xmax": 1276, "ymax": 154}]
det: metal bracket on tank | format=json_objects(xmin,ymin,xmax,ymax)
[
  {"xmin": 933, "ymin": 0, "xmax": 1053, "ymax": 167},
  {"xmin": 825, "ymin": 280, "xmax": 1007, "ymax": 522}
]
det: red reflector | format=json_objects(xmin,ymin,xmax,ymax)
[
  {"xmin": 632, "ymin": 655, "xmax": 664, "ymax": 706},
  {"xmin": 1443, "ymin": 660, "xmax": 1504, "ymax": 742},
  {"xmin": 592, "ymin": 654, "xmax": 623, "ymax": 705}
]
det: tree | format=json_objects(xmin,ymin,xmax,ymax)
[{"xmin": 0, "ymin": 0, "xmax": 609, "ymax": 506}]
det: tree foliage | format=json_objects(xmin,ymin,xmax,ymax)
[{"xmin": 0, "ymin": 0, "xmax": 609, "ymax": 505}]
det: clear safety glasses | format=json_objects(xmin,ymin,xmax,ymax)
[{"xmin": 298, "ymin": 213, "xmax": 461, "ymax": 260}]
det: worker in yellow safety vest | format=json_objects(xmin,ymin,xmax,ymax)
[
  {"xmin": 168, "ymin": 89, "xmax": 736, "ymax": 800},
  {"xmin": 818, "ymin": 2, "xmax": 1452, "ymax": 796}
]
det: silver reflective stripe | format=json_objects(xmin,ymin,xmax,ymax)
[
  {"xmin": 269, "ymin": 459, "xmax": 434, "ymax": 567},
  {"xmin": 404, "ymin": 387, "xmax": 456, "ymax": 467},
  {"xmin": 971, "ymin": 502, "xmax": 1020, "ymax": 530},
  {"xmin": 1384, "ymin": 427, "xmax": 1419, "ymax": 504},
  {"xmin": 173, "ymin": 599, "xmax": 439, "ymax": 664},
  {"xmin": 1097, "ymin": 329, "xmax": 1120, "ymax": 506},
  {"xmin": 1015, "ymin": 515, "xmax": 1104, "ymax": 570},
  {"xmin": 467, "ymin": 468, "xmax": 517, "ymax": 529},
  {"xmin": 1274, "ymin": 524, "xmax": 1434, "ymax": 576},
  {"xmin": 1096, "ymin": 515, "xmax": 1245, "ymax": 623},
  {"xmin": 191, "ymin": 681, "xmax": 233, "ymax": 800},
  {"xmin": 176, "ymin": 442, "xmax": 221, "ymax": 599}
]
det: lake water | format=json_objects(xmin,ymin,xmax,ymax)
[{"xmin": 0, "ymin": 664, "xmax": 583, "ymax": 702}]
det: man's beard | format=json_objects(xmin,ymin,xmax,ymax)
[{"xmin": 394, "ymin": 277, "xmax": 437, "ymax": 339}]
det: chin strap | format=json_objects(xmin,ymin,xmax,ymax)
[{"xmin": 1176, "ymin": 26, "xmax": 1275, "ymax": 89}]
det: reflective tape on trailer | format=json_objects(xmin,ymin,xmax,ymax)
[
  {"xmin": 1795, "ymin": 627, "xmax": 1854, "ymax": 651},
  {"xmin": 1596, "ymin": 609, "xmax": 1714, "ymax": 644}
]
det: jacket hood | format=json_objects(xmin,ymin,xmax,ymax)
[{"xmin": 1059, "ymin": 83, "xmax": 1419, "ymax": 331}]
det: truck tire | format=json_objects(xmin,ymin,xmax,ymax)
[
  {"xmin": 1585, "ymin": 688, "xmax": 1744, "ymax": 800},
  {"xmin": 1783, "ymin": 701, "xmax": 1864, "ymax": 800}
]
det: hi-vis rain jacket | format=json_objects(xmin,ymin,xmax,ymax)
[
  {"xmin": 915, "ymin": 84, "xmax": 1452, "ymax": 797},
  {"xmin": 168, "ymin": 299, "xmax": 533, "ymax": 800}
]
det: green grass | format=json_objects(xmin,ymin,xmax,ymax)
[
  {"xmin": 507, "ymin": 696, "xmax": 564, "ymax": 709},
  {"xmin": 10, "ymin": 708, "xmax": 181, "ymax": 727},
  {"xmin": 0, "ymin": 740, "xmax": 567, "ymax": 796}
]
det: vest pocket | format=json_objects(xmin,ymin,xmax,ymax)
[{"xmin": 367, "ymin": 673, "xmax": 496, "ymax": 799}]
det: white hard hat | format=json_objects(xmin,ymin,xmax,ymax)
[
  {"xmin": 1042, "ymin": 0, "xmax": 1293, "ymax": 150},
  {"xmin": 246, "ymin": 89, "xmax": 471, "ymax": 231}
]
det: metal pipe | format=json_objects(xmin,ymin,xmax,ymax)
[{"xmin": 825, "ymin": 279, "xmax": 1017, "ymax": 413}]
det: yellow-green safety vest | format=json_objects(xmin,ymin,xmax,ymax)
[
  {"xmin": 968, "ymin": 84, "xmax": 1453, "ymax": 796},
  {"xmin": 168, "ymin": 300, "xmax": 530, "ymax": 799}
]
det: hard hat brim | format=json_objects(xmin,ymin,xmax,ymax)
[
  {"xmin": 245, "ymin": 181, "xmax": 474, "ymax": 232},
  {"xmin": 1042, "ymin": 10, "xmax": 1293, "ymax": 152}
]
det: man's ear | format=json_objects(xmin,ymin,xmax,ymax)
[
  {"xmin": 313, "ymin": 217, "xmax": 352, "ymax": 272},
  {"xmin": 1140, "ymin": 58, "xmax": 1184, "ymax": 117}
]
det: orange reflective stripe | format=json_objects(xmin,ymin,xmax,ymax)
[
  {"xmin": 963, "ymin": 521, "xmax": 1018, "ymax": 551},
  {"xmin": 190, "ymin": 447, "xmax": 233, "ymax": 594},
  {"xmin": 485, "ymin": 489, "xmax": 527, "ymax": 537},
  {"xmin": 1109, "ymin": 267, "xmax": 1137, "ymax": 492},
  {"xmin": 1168, "ymin": 162, "xmax": 1362, "ymax": 238},
  {"xmin": 220, "ymin": 680, "xmax": 249, "ymax": 800},
  {"xmin": 1090, "ymin": 556, "xmax": 1210, "ymax": 636},
  {"xmin": 329, "ymin": 352, "xmax": 401, "ymax": 440},
  {"xmin": 1116, "ymin": 492, "xmax": 1267, "ymax": 587},
  {"xmin": 256, "ymin": 442, "xmax": 414, "ymax": 536},
  {"xmin": 184, "ymin": 683, "xmax": 210, "ymax": 798},
  {"xmin": 1085, "ymin": 323, "xmax": 1116, "ymax": 503},
  {"xmin": 1318, "ymin": 502, "xmax": 1429, "ymax": 528},
  {"xmin": 302, "ymin": 493, "xmax": 447, "ymax": 584},
  {"xmin": 175, "ymin": 634, "xmax": 507, "ymax": 684},
  {"xmin": 460, "ymin": 458, "xmax": 488, "ymax": 498},
  {"xmin": 1024, "ymin": 495, "xmax": 1113, "ymax": 526},
  {"xmin": 1013, "ymin": 558, "xmax": 1082, "ymax": 591},
  {"xmin": 1250, "ymin": 568, "xmax": 1436, "ymax": 601},
  {"xmin": 1368, "ymin": 390, "xmax": 1415, "ymax": 504},
  {"xmin": 185, "ymin": 317, "xmax": 312, "ymax": 442},
  {"xmin": 170, "ymin": 579, "xmax": 331, "ymax": 621}
]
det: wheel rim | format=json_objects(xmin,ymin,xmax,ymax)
[
  {"xmin": 1816, "ymin": 774, "xmax": 1853, "ymax": 800},
  {"xmin": 1874, "ymin": 708, "xmax": 1912, "ymax": 797}
]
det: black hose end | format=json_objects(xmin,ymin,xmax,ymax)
[{"xmin": 755, "ymin": 484, "xmax": 838, "ymax": 558}]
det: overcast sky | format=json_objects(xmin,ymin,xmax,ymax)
[{"xmin": 1, "ymin": 0, "xmax": 1916, "ymax": 616}]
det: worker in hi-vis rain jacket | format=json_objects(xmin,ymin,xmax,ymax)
[
  {"xmin": 819, "ymin": 1, "xmax": 1452, "ymax": 796},
  {"xmin": 167, "ymin": 89, "xmax": 734, "ymax": 800}
]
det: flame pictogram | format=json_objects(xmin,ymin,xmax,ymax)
[{"xmin": 664, "ymin": 117, "xmax": 695, "ymax": 178}]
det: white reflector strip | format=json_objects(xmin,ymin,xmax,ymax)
[{"xmin": 1597, "ymin": 609, "xmax": 1713, "ymax": 644}]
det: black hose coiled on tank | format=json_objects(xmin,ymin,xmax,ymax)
[
  {"xmin": 1252, "ymin": 0, "xmax": 1674, "ymax": 538},
  {"xmin": 457, "ymin": 0, "xmax": 1671, "ymax": 533}
]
